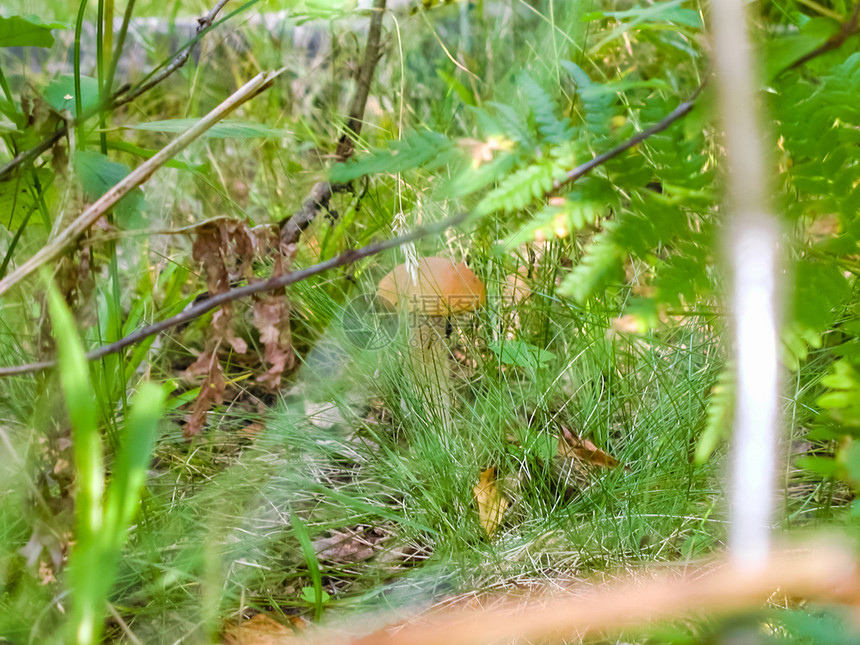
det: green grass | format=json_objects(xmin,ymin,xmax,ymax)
[{"xmin": 0, "ymin": 1, "xmax": 852, "ymax": 643}]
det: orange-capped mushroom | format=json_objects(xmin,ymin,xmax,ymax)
[
  {"xmin": 376, "ymin": 257, "xmax": 485, "ymax": 316},
  {"xmin": 377, "ymin": 257, "xmax": 485, "ymax": 428}
]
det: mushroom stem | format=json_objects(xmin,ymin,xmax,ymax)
[
  {"xmin": 377, "ymin": 257, "xmax": 485, "ymax": 432},
  {"xmin": 408, "ymin": 317, "xmax": 453, "ymax": 429}
]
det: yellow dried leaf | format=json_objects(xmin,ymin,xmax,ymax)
[
  {"xmin": 223, "ymin": 613, "xmax": 300, "ymax": 645},
  {"xmin": 472, "ymin": 467, "xmax": 509, "ymax": 537},
  {"xmin": 558, "ymin": 427, "xmax": 621, "ymax": 469}
]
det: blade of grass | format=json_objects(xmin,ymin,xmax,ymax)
[
  {"xmin": 102, "ymin": 383, "xmax": 166, "ymax": 554},
  {"xmin": 47, "ymin": 277, "xmax": 104, "ymax": 645},
  {"xmin": 291, "ymin": 511, "xmax": 325, "ymax": 620}
]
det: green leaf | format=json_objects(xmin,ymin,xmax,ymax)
[
  {"xmin": 0, "ymin": 14, "xmax": 66, "ymax": 48},
  {"xmin": 695, "ymin": 365, "xmax": 734, "ymax": 464},
  {"xmin": 101, "ymin": 383, "xmax": 166, "ymax": 554},
  {"xmin": 103, "ymin": 140, "xmax": 205, "ymax": 172},
  {"xmin": 558, "ymin": 225, "xmax": 625, "ymax": 303},
  {"xmin": 0, "ymin": 169, "xmax": 52, "ymax": 231},
  {"xmin": 795, "ymin": 456, "xmax": 838, "ymax": 478},
  {"xmin": 300, "ymin": 586, "xmax": 331, "ymax": 604},
  {"xmin": 292, "ymin": 513, "xmax": 325, "ymax": 620},
  {"xmin": 122, "ymin": 118, "xmax": 292, "ymax": 139},
  {"xmin": 47, "ymin": 278, "xmax": 105, "ymax": 644},
  {"xmin": 74, "ymin": 150, "xmax": 146, "ymax": 228},
  {"xmin": 43, "ymin": 75, "xmax": 99, "ymax": 118},
  {"xmin": 48, "ymin": 281, "xmax": 102, "ymax": 537},
  {"xmin": 489, "ymin": 339, "xmax": 555, "ymax": 370},
  {"xmin": 766, "ymin": 18, "xmax": 840, "ymax": 80}
]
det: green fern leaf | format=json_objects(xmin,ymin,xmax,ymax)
[
  {"xmin": 558, "ymin": 223, "xmax": 625, "ymax": 302},
  {"xmin": 518, "ymin": 71, "xmax": 575, "ymax": 144},
  {"xmin": 330, "ymin": 130, "xmax": 456, "ymax": 182},
  {"xmin": 695, "ymin": 364, "xmax": 734, "ymax": 464}
]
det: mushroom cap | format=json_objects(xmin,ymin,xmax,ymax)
[{"xmin": 377, "ymin": 257, "xmax": 485, "ymax": 316}]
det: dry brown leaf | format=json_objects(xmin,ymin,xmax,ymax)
[
  {"xmin": 312, "ymin": 527, "xmax": 387, "ymax": 563},
  {"xmin": 252, "ymin": 296, "xmax": 295, "ymax": 390},
  {"xmin": 472, "ymin": 467, "xmax": 509, "ymax": 537},
  {"xmin": 558, "ymin": 427, "xmax": 621, "ymax": 469},
  {"xmin": 183, "ymin": 349, "xmax": 226, "ymax": 438},
  {"xmin": 249, "ymin": 236, "xmax": 297, "ymax": 390},
  {"xmin": 223, "ymin": 613, "xmax": 300, "ymax": 645},
  {"xmin": 183, "ymin": 219, "xmax": 257, "ymax": 436}
]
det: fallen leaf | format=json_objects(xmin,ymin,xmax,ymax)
[
  {"xmin": 252, "ymin": 295, "xmax": 295, "ymax": 391},
  {"xmin": 223, "ymin": 613, "xmax": 300, "ymax": 645},
  {"xmin": 472, "ymin": 467, "xmax": 509, "ymax": 537},
  {"xmin": 312, "ymin": 526, "xmax": 387, "ymax": 563},
  {"xmin": 184, "ymin": 219, "xmax": 256, "ymax": 436},
  {"xmin": 183, "ymin": 349, "xmax": 226, "ymax": 438},
  {"xmin": 557, "ymin": 427, "xmax": 621, "ymax": 469},
  {"xmin": 251, "ymin": 235, "xmax": 297, "ymax": 390}
]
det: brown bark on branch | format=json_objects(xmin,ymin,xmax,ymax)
[
  {"xmin": 0, "ymin": 85, "xmax": 703, "ymax": 377},
  {"xmin": 315, "ymin": 542, "xmax": 858, "ymax": 645},
  {"xmin": 279, "ymin": 0, "xmax": 388, "ymax": 246}
]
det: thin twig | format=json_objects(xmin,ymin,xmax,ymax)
[
  {"xmin": 112, "ymin": 0, "xmax": 232, "ymax": 110},
  {"xmin": 783, "ymin": 2, "xmax": 860, "ymax": 74},
  {"xmin": 0, "ymin": 0, "xmax": 235, "ymax": 183},
  {"xmin": 336, "ymin": 0, "xmax": 388, "ymax": 160},
  {"xmin": 0, "ymin": 86, "xmax": 707, "ymax": 377},
  {"xmin": 0, "ymin": 70, "xmax": 283, "ymax": 299},
  {"xmin": 2, "ymin": 87, "xmax": 704, "ymax": 376},
  {"xmin": 0, "ymin": 212, "xmax": 469, "ymax": 376},
  {"xmin": 280, "ymin": 0, "xmax": 388, "ymax": 245},
  {"xmin": 554, "ymin": 81, "xmax": 707, "ymax": 191}
]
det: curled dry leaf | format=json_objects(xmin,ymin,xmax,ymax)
[
  {"xmin": 183, "ymin": 219, "xmax": 256, "ymax": 436},
  {"xmin": 222, "ymin": 613, "xmax": 301, "ymax": 645},
  {"xmin": 558, "ymin": 427, "xmax": 622, "ymax": 469},
  {"xmin": 252, "ymin": 296, "xmax": 294, "ymax": 390},
  {"xmin": 472, "ymin": 467, "xmax": 509, "ymax": 538},
  {"xmin": 251, "ymin": 238, "xmax": 297, "ymax": 390},
  {"xmin": 183, "ymin": 348, "xmax": 226, "ymax": 438}
]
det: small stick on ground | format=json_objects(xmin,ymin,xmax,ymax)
[{"xmin": 0, "ymin": 69, "xmax": 283, "ymax": 299}]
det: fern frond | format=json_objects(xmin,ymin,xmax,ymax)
[
  {"xmin": 475, "ymin": 158, "xmax": 567, "ymax": 215},
  {"xmin": 695, "ymin": 364, "xmax": 734, "ymax": 464},
  {"xmin": 330, "ymin": 130, "xmax": 456, "ymax": 182},
  {"xmin": 501, "ymin": 199, "xmax": 603, "ymax": 248},
  {"xmin": 561, "ymin": 60, "xmax": 618, "ymax": 142},
  {"xmin": 558, "ymin": 223, "xmax": 625, "ymax": 303},
  {"xmin": 518, "ymin": 71, "xmax": 575, "ymax": 144}
]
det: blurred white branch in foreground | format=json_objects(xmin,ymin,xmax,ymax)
[{"xmin": 709, "ymin": 0, "xmax": 782, "ymax": 569}]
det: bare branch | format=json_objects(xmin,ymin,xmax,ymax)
[
  {"xmin": 783, "ymin": 2, "xmax": 860, "ymax": 74},
  {"xmin": 111, "ymin": 0, "xmax": 232, "ymax": 110},
  {"xmin": 336, "ymin": 0, "xmax": 388, "ymax": 161},
  {"xmin": 555, "ymin": 81, "xmax": 706, "ymax": 191},
  {"xmin": 0, "ymin": 87, "xmax": 708, "ymax": 377},
  {"xmin": 0, "ymin": 212, "xmax": 469, "ymax": 376},
  {"xmin": 0, "ymin": 69, "xmax": 283, "ymax": 299},
  {"xmin": 312, "ymin": 542, "xmax": 858, "ymax": 645},
  {"xmin": 280, "ymin": 0, "xmax": 388, "ymax": 245}
]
